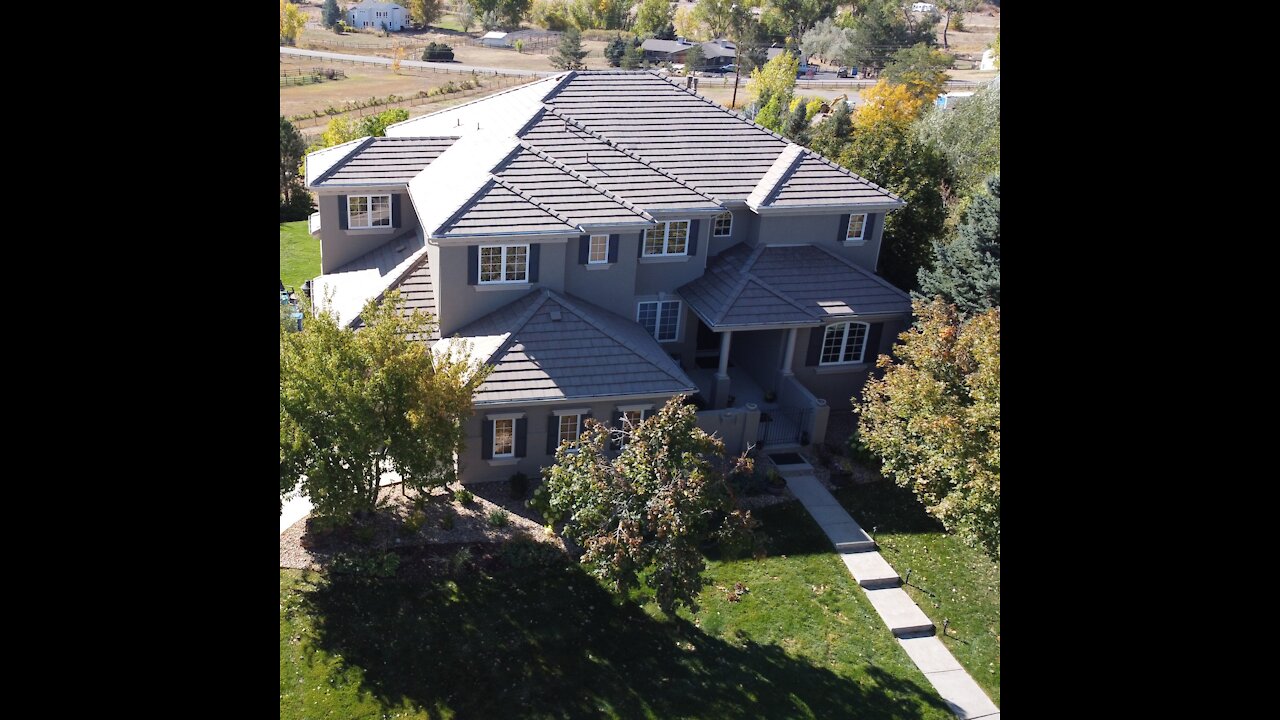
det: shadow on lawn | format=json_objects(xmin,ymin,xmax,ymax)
[
  {"xmin": 299, "ymin": 535, "xmax": 949, "ymax": 719},
  {"xmin": 834, "ymin": 481, "xmax": 948, "ymax": 535}
]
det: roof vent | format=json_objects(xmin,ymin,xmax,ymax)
[{"xmin": 549, "ymin": 310, "xmax": 562, "ymax": 321}]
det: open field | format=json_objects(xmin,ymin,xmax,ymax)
[{"xmin": 294, "ymin": 24, "xmax": 615, "ymax": 71}]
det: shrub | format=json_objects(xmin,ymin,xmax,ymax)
[
  {"xmin": 450, "ymin": 546, "xmax": 473, "ymax": 572},
  {"xmin": 454, "ymin": 487, "xmax": 475, "ymax": 505},
  {"xmin": 438, "ymin": 513, "xmax": 455, "ymax": 530},
  {"xmin": 405, "ymin": 509, "xmax": 428, "ymax": 532},
  {"xmin": 487, "ymin": 508, "xmax": 510, "ymax": 527},
  {"xmin": 509, "ymin": 471, "xmax": 531, "ymax": 499},
  {"xmin": 423, "ymin": 42, "xmax": 454, "ymax": 61},
  {"xmin": 331, "ymin": 550, "xmax": 400, "ymax": 578}
]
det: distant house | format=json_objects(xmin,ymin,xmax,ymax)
[
  {"xmin": 980, "ymin": 48, "xmax": 997, "ymax": 71},
  {"xmin": 911, "ymin": 2, "xmax": 936, "ymax": 12},
  {"xmin": 640, "ymin": 38, "xmax": 743, "ymax": 71},
  {"xmin": 481, "ymin": 31, "xmax": 510, "ymax": 47},
  {"xmin": 347, "ymin": 1, "xmax": 408, "ymax": 31},
  {"xmin": 935, "ymin": 91, "xmax": 974, "ymax": 110}
]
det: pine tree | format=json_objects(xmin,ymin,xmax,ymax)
[
  {"xmin": 605, "ymin": 34, "xmax": 627, "ymax": 67},
  {"xmin": 550, "ymin": 26, "xmax": 588, "ymax": 70},
  {"xmin": 621, "ymin": 42, "xmax": 643, "ymax": 69},
  {"xmin": 322, "ymin": 0, "xmax": 341, "ymax": 28},
  {"xmin": 916, "ymin": 175, "xmax": 1000, "ymax": 313}
]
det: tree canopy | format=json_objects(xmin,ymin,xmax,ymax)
[
  {"xmin": 916, "ymin": 175, "xmax": 1000, "ymax": 313},
  {"xmin": 915, "ymin": 77, "xmax": 999, "ymax": 198},
  {"xmin": 769, "ymin": 0, "xmax": 839, "ymax": 41},
  {"xmin": 884, "ymin": 43, "xmax": 953, "ymax": 102},
  {"xmin": 280, "ymin": 116, "xmax": 312, "ymax": 221},
  {"xmin": 322, "ymin": 0, "xmax": 342, "ymax": 28},
  {"xmin": 746, "ymin": 49, "xmax": 798, "ymax": 107},
  {"xmin": 604, "ymin": 33, "xmax": 627, "ymax": 67},
  {"xmin": 280, "ymin": 0, "xmax": 306, "ymax": 45},
  {"xmin": 857, "ymin": 299, "xmax": 1000, "ymax": 560},
  {"xmin": 407, "ymin": 0, "xmax": 445, "ymax": 28},
  {"xmin": 845, "ymin": 0, "xmax": 937, "ymax": 69},
  {"xmin": 634, "ymin": 0, "xmax": 675, "ymax": 38},
  {"xmin": 550, "ymin": 26, "xmax": 588, "ymax": 69}
]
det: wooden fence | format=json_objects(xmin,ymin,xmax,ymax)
[{"xmin": 290, "ymin": 75, "xmax": 524, "ymax": 129}]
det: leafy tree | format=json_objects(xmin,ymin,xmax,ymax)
[
  {"xmin": 604, "ymin": 33, "xmax": 627, "ymax": 66},
  {"xmin": 499, "ymin": 0, "xmax": 532, "ymax": 27},
  {"xmin": 621, "ymin": 41, "xmax": 644, "ymax": 68},
  {"xmin": 836, "ymin": 117, "xmax": 951, "ymax": 290},
  {"xmin": 280, "ymin": 0, "xmax": 307, "ymax": 45},
  {"xmin": 746, "ymin": 49, "xmax": 797, "ymax": 106},
  {"xmin": 754, "ymin": 94, "xmax": 784, "ymax": 131},
  {"xmin": 280, "ymin": 116, "xmax": 307, "ymax": 210},
  {"xmin": 937, "ymin": 0, "xmax": 976, "ymax": 47},
  {"xmin": 322, "ymin": 0, "xmax": 342, "ymax": 28},
  {"xmin": 800, "ymin": 17, "xmax": 856, "ymax": 66},
  {"xmin": 768, "ymin": 0, "xmax": 838, "ymax": 40},
  {"xmin": 674, "ymin": 6, "xmax": 704, "ymax": 40},
  {"xmin": 459, "ymin": 1, "xmax": 476, "ymax": 32},
  {"xmin": 279, "ymin": 292, "xmax": 489, "ymax": 522},
  {"xmin": 692, "ymin": 0, "xmax": 735, "ymax": 38},
  {"xmin": 537, "ymin": 397, "xmax": 758, "ymax": 616},
  {"xmin": 360, "ymin": 107, "xmax": 409, "ymax": 137},
  {"xmin": 915, "ymin": 76, "xmax": 998, "ymax": 197},
  {"xmin": 916, "ymin": 175, "xmax": 999, "ymax": 313},
  {"xmin": 854, "ymin": 79, "xmax": 927, "ymax": 129},
  {"xmin": 408, "ymin": 0, "xmax": 444, "ymax": 28},
  {"xmin": 808, "ymin": 96, "xmax": 851, "ymax": 157},
  {"xmin": 884, "ymin": 42, "xmax": 952, "ymax": 101},
  {"xmin": 683, "ymin": 42, "xmax": 704, "ymax": 73},
  {"xmin": 804, "ymin": 96, "xmax": 824, "ymax": 121},
  {"xmin": 856, "ymin": 299, "xmax": 1000, "ymax": 560},
  {"xmin": 635, "ymin": 0, "xmax": 674, "ymax": 38},
  {"xmin": 550, "ymin": 26, "xmax": 588, "ymax": 69},
  {"xmin": 846, "ymin": 0, "xmax": 936, "ymax": 69}
]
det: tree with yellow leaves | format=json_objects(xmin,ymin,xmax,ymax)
[
  {"xmin": 853, "ymin": 79, "xmax": 926, "ymax": 130},
  {"xmin": 392, "ymin": 46, "xmax": 405, "ymax": 74},
  {"xmin": 279, "ymin": 0, "xmax": 306, "ymax": 46},
  {"xmin": 746, "ymin": 50, "xmax": 797, "ymax": 106}
]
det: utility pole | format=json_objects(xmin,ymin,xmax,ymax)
[{"xmin": 730, "ymin": 4, "xmax": 741, "ymax": 109}]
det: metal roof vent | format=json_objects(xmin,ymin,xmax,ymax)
[{"xmin": 549, "ymin": 309, "xmax": 562, "ymax": 321}]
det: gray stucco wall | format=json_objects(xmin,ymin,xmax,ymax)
[
  {"xmin": 433, "ymin": 238, "xmax": 570, "ymax": 337},
  {"xmin": 754, "ymin": 212, "xmax": 884, "ymax": 274},
  {"xmin": 789, "ymin": 315, "xmax": 908, "ymax": 410},
  {"xmin": 563, "ymin": 231, "xmax": 642, "ymax": 319},
  {"xmin": 708, "ymin": 209, "xmax": 752, "ymax": 257},
  {"xmin": 317, "ymin": 190, "xmax": 420, "ymax": 273},
  {"xmin": 633, "ymin": 220, "xmax": 713, "ymax": 296}
]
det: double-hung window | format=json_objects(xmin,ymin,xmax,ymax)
[
  {"xmin": 492, "ymin": 418, "xmax": 515, "ymax": 457},
  {"xmin": 713, "ymin": 211, "xmax": 733, "ymax": 237},
  {"xmin": 845, "ymin": 214, "xmax": 867, "ymax": 243},
  {"xmin": 479, "ymin": 244, "xmax": 529, "ymax": 284},
  {"xmin": 558, "ymin": 414, "xmax": 581, "ymax": 445},
  {"xmin": 820, "ymin": 322, "xmax": 869, "ymax": 365},
  {"xmin": 348, "ymin": 195, "xmax": 391, "ymax": 229},
  {"xmin": 643, "ymin": 220, "xmax": 690, "ymax": 256},
  {"xmin": 588, "ymin": 234, "xmax": 609, "ymax": 264},
  {"xmin": 637, "ymin": 300, "xmax": 681, "ymax": 342}
]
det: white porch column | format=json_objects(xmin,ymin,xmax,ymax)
[
  {"xmin": 780, "ymin": 327, "xmax": 798, "ymax": 376},
  {"xmin": 717, "ymin": 330, "xmax": 733, "ymax": 379}
]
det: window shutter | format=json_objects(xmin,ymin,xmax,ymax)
[
  {"xmin": 865, "ymin": 213, "xmax": 881, "ymax": 243},
  {"xmin": 688, "ymin": 219, "xmax": 700, "ymax": 255},
  {"xmin": 514, "ymin": 418, "xmax": 527, "ymax": 457},
  {"xmin": 837, "ymin": 214, "xmax": 849, "ymax": 243},
  {"xmin": 339, "ymin": 196, "xmax": 349, "ymax": 230},
  {"xmin": 546, "ymin": 414, "xmax": 558, "ymax": 455},
  {"xmin": 481, "ymin": 419, "xmax": 493, "ymax": 459},
  {"xmin": 638, "ymin": 229, "xmax": 646, "ymax": 257},
  {"xmin": 467, "ymin": 245, "xmax": 478, "ymax": 285},
  {"xmin": 608, "ymin": 234, "xmax": 619, "ymax": 263},
  {"xmin": 806, "ymin": 326, "xmax": 826, "ymax": 366},
  {"xmin": 862, "ymin": 322, "xmax": 883, "ymax": 364},
  {"xmin": 578, "ymin": 235, "xmax": 590, "ymax": 264},
  {"xmin": 528, "ymin": 244, "xmax": 540, "ymax": 283},
  {"xmin": 392, "ymin": 194, "xmax": 402, "ymax": 228}
]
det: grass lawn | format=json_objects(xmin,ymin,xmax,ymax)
[
  {"xmin": 280, "ymin": 221, "xmax": 320, "ymax": 289},
  {"xmin": 281, "ymin": 502, "xmax": 953, "ymax": 719},
  {"xmin": 835, "ymin": 481, "xmax": 1001, "ymax": 705}
]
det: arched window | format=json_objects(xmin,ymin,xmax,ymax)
[{"xmin": 820, "ymin": 322, "xmax": 869, "ymax": 365}]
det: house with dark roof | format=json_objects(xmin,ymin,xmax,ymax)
[
  {"xmin": 304, "ymin": 71, "xmax": 911, "ymax": 484},
  {"xmin": 641, "ymin": 38, "xmax": 739, "ymax": 70}
]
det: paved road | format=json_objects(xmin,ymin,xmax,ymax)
[{"xmin": 280, "ymin": 46, "xmax": 555, "ymax": 77}]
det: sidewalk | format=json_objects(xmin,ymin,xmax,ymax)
[{"xmin": 787, "ymin": 473, "xmax": 1000, "ymax": 720}]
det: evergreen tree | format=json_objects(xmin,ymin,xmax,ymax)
[
  {"xmin": 916, "ymin": 175, "xmax": 1000, "ymax": 313},
  {"xmin": 683, "ymin": 43, "xmax": 704, "ymax": 73},
  {"xmin": 782, "ymin": 99, "xmax": 809, "ymax": 141},
  {"xmin": 808, "ymin": 98, "xmax": 851, "ymax": 158},
  {"xmin": 621, "ymin": 42, "xmax": 643, "ymax": 69},
  {"xmin": 550, "ymin": 26, "xmax": 588, "ymax": 69},
  {"xmin": 605, "ymin": 33, "xmax": 627, "ymax": 67},
  {"xmin": 655, "ymin": 21, "xmax": 676, "ymax": 40},
  {"xmin": 322, "ymin": 0, "xmax": 342, "ymax": 28}
]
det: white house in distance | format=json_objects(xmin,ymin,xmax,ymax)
[{"xmin": 347, "ymin": 1, "xmax": 408, "ymax": 31}]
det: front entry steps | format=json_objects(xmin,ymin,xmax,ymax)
[{"xmin": 839, "ymin": 550, "xmax": 902, "ymax": 589}]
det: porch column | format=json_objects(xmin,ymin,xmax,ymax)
[
  {"xmin": 713, "ymin": 330, "xmax": 733, "ymax": 409},
  {"xmin": 717, "ymin": 330, "xmax": 733, "ymax": 379},
  {"xmin": 780, "ymin": 327, "xmax": 798, "ymax": 376}
]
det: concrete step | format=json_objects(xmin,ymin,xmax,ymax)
[
  {"xmin": 774, "ymin": 464, "xmax": 813, "ymax": 479},
  {"xmin": 924, "ymin": 668, "xmax": 1000, "ymax": 719},
  {"xmin": 897, "ymin": 636, "xmax": 963, "ymax": 674},
  {"xmin": 839, "ymin": 551, "xmax": 900, "ymax": 589},
  {"xmin": 863, "ymin": 587, "xmax": 935, "ymax": 637}
]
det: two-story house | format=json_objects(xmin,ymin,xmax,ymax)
[{"xmin": 304, "ymin": 71, "xmax": 912, "ymax": 484}]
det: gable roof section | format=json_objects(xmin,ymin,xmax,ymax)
[
  {"xmin": 764, "ymin": 153, "xmax": 903, "ymax": 209},
  {"xmin": 493, "ymin": 145, "xmax": 651, "ymax": 227},
  {"xmin": 437, "ymin": 178, "xmax": 578, "ymax": 236},
  {"xmin": 311, "ymin": 136, "xmax": 457, "ymax": 187},
  {"xmin": 448, "ymin": 289, "xmax": 697, "ymax": 404},
  {"xmin": 312, "ymin": 228, "xmax": 427, "ymax": 327},
  {"xmin": 680, "ymin": 243, "xmax": 911, "ymax": 329}
]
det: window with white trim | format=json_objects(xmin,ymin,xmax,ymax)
[
  {"xmin": 493, "ymin": 418, "xmax": 514, "ymax": 457},
  {"xmin": 637, "ymin": 300, "xmax": 681, "ymax": 342},
  {"xmin": 642, "ymin": 220, "xmax": 690, "ymax": 256},
  {"xmin": 348, "ymin": 195, "xmax": 391, "ymax": 229},
  {"xmin": 589, "ymin": 234, "xmax": 609, "ymax": 264},
  {"xmin": 820, "ymin": 322, "xmax": 869, "ymax": 365},
  {"xmin": 845, "ymin": 214, "xmax": 867, "ymax": 243},
  {"xmin": 713, "ymin": 211, "xmax": 733, "ymax": 237},
  {"xmin": 479, "ymin": 244, "xmax": 529, "ymax": 284},
  {"xmin": 558, "ymin": 414, "xmax": 581, "ymax": 445},
  {"xmin": 619, "ymin": 408, "xmax": 653, "ymax": 446}
]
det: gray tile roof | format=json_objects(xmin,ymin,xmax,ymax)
[
  {"xmin": 437, "ymin": 178, "xmax": 579, "ymax": 236},
  {"xmin": 767, "ymin": 153, "xmax": 901, "ymax": 208},
  {"xmin": 312, "ymin": 137, "xmax": 457, "ymax": 187},
  {"xmin": 641, "ymin": 39, "xmax": 695, "ymax": 54},
  {"xmin": 316, "ymin": 228, "xmax": 427, "ymax": 328},
  {"xmin": 680, "ymin": 244, "xmax": 912, "ymax": 328},
  {"xmin": 493, "ymin": 145, "xmax": 651, "ymax": 227},
  {"xmin": 452, "ymin": 289, "xmax": 697, "ymax": 405}
]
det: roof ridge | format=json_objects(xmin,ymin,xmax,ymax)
[
  {"xmin": 345, "ymin": 228, "xmax": 431, "ymax": 328},
  {"xmin": 744, "ymin": 272, "xmax": 821, "ymax": 319},
  {"xmin": 549, "ymin": 290, "xmax": 694, "ymax": 388},
  {"xmin": 801, "ymin": 149, "xmax": 904, "ymax": 204},
  {"xmin": 746, "ymin": 143, "xmax": 805, "ymax": 209},
  {"xmin": 311, "ymin": 136, "xmax": 376, "ymax": 186},
  {"xmin": 716, "ymin": 271, "xmax": 754, "ymax": 326},
  {"xmin": 386, "ymin": 74, "xmax": 564, "ymax": 132},
  {"xmin": 517, "ymin": 141, "xmax": 654, "ymax": 223},
  {"xmin": 808, "ymin": 243, "xmax": 912, "ymax": 301},
  {"xmin": 651, "ymin": 71, "xmax": 795, "ymax": 147},
  {"xmin": 483, "ymin": 289, "xmax": 552, "ymax": 365},
  {"xmin": 536, "ymin": 70, "xmax": 578, "ymax": 103},
  {"xmin": 489, "ymin": 175, "xmax": 576, "ymax": 227},
  {"xmin": 541, "ymin": 108, "xmax": 720, "ymax": 205}
]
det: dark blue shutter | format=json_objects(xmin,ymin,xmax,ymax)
[
  {"xmin": 467, "ymin": 245, "xmax": 478, "ymax": 285},
  {"xmin": 528, "ymin": 244, "xmax": 540, "ymax": 283},
  {"xmin": 837, "ymin": 214, "xmax": 849, "ymax": 243},
  {"xmin": 861, "ymin": 322, "xmax": 883, "ymax": 364},
  {"xmin": 514, "ymin": 418, "xmax": 527, "ymax": 457},
  {"xmin": 865, "ymin": 213, "xmax": 881, "ymax": 243},
  {"xmin": 688, "ymin": 219, "xmax": 699, "ymax": 255},
  {"xmin": 339, "ymin": 196, "xmax": 349, "ymax": 229},
  {"xmin": 546, "ymin": 414, "xmax": 559, "ymax": 455},
  {"xmin": 481, "ymin": 419, "xmax": 493, "ymax": 459},
  {"xmin": 806, "ymin": 326, "xmax": 827, "ymax": 366},
  {"xmin": 578, "ymin": 235, "xmax": 590, "ymax": 264},
  {"xmin": 391, "ymin": 194, "xmax": 402, "ymax": 228},
  {"xmin": 608, "ymin": 234, "xmax": 619, "ymax": 263}
]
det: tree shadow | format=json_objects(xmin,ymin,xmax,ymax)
[
  {"xmin": 297, "ymin": 539, "xmax": 951, "ymax": 719},
  {"xmin": 833, "ymin": 481, "xmax": 947, "ymax": 535}
]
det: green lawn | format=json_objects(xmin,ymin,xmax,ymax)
[
  {"xmin": 280, "ymin": 221, "xmax": 320, "ymax": 290},
  {"xmin": 281, "ymin": 502, "xmax": 953, "ymax": 719},
  {"xmin": 431, "ymin": 15, "xmax": 466, "ymax": 32},
  {"xmin": 835, "ymin": 482, "xmax": 1001, "ymax": 705}
]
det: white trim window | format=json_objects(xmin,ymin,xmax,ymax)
[
  {"xmin": 558, "ymin": 414, "xmax": 581, "ymax": 445},
  {"xmin": 479, "ymin": 244, "xmax": 529, "ymax": 284},
  {"xmin": 845, "ymin": 214, "xmax": 867, "ymax": 244},
  {"xmin": 642, "ymin": 220, "xmax": 690, "ymax": 256},
  {"xmin": 492, "ymin": 418, "xmax": 515, "ymax": 457},
  {"xmin": 348, "ymin": 194, "xmax": 391, "ymax": 229},
  {"xmin": 588, "ymin": 234, "xmax": 609, "ymax": 264},
  {"xmin": 820, "ymin": 322, "xmax": 869, "ymax": 365},
  {"xmin": 637, "ymin": 300, "xmax": 681, "ymax": 342},
  {"xmin": 619, "ymin": 408, "xmax": 653, "ymax": 446},
  {"xmin": 713, "ymin": 211, "xmax": 733, "ymax": 237}
]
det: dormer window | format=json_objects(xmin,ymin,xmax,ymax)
[
  {"xmin": 348, "ymin": 195, "xmax": 391, "ymax": 229},
  {"xmin": 479, "ymin": 244, "xmax": 529, "ymax": 284},
  {"xmin": 845, "ymin": 214, "xmax": 867, "ymax": 244},
  {"xmin": 713, "ymin": 211, "xmax": 733, "ymax": 237},
  {"xmin": 643, "ymin": 221, "xmax": 689, "ymax": 256}
]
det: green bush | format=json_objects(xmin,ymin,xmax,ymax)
[
  {"xmin": 487, "ymin": 508, "xmax": 510, "ymax": 527},
  {"xmin": 438, "ymin": 513, "xmax": 455, "ymax": 530},
  {"xmin": 453, "ymin": 488, "xmax": 475, "ymax": 505},
  {"xmin": 423, "ymin": 42, "xmax": 455, "ymax": 61},
  {"xmin": 331, "ymin": 550, "xmax": 400, "ymax": 578}
]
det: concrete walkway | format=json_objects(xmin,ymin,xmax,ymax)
[{"xmin": 787, "ymin": 473, "xmax": 1001, "ymax": 720}]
